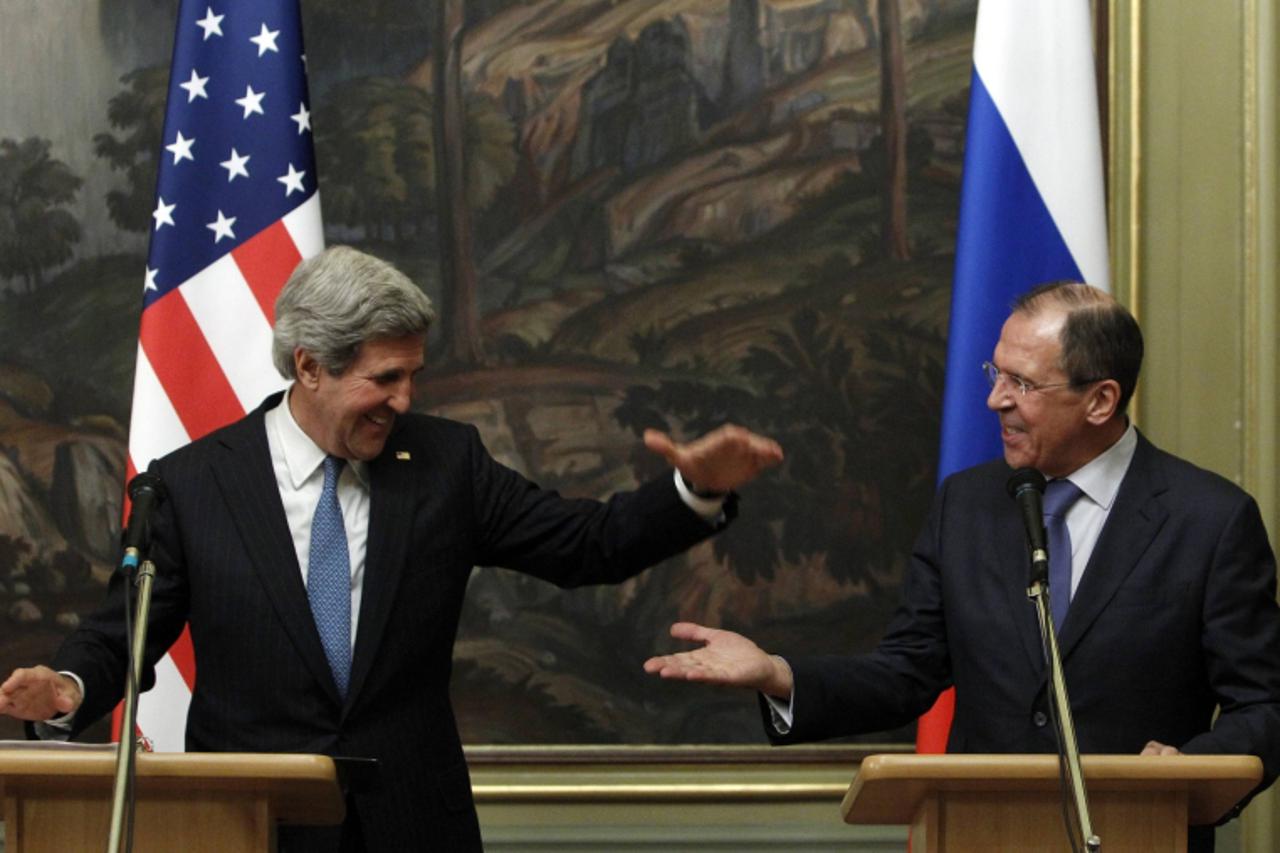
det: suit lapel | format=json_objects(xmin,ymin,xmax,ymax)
[
  {"xmin": 346, "ymin": 425, "xmax": 417, "ymax": 705},
  {"xmin": 1055, "ymin": 434, "xmax": 1169, "ymax": 659},
  {"xmin": 210, "ymin": 397, "xmax": 344, "ymax": 703}
]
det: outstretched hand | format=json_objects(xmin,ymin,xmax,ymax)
[
  {"xmin": 0, "ymin": 665, "xmax": 82, "ymax": 722},
  {"xmin": 644, "ymin": 425, "xmax": 783, "ymax": 494},
  {"xmin": 643, "ymin": 622, "xmax": 794, "ymax": 700}
]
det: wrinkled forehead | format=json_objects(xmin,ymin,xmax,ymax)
[{"xmin": 995, "ymin": 309, "xmax": 1067, "ymax": 372}]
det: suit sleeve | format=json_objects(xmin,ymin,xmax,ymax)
[
  {"xmin": 464, "ymin": 424, "xmax": 731, "ymax": 587},
  {"xmin": 49, "ymin": 458, "xmax": 192, "ymax": 737},
  {"xmin": 764, "ymin": 476, "xmax": 953, "ymax": 744},
  {"xmin": 1178, "ymin": 493, "xmax": 1280, "ymax": 813}
]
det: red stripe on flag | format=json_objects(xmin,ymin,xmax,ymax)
[
  {"xmin": 231, "ymin": 220, "xmax": 302, "ymax": 325},
  {"xmin": 915, "ymin": 687, "xmax": 955, "ymax": 753},
  {"xmin": 140, "ymin": 290, "xmax": 245, "ymax": 441},
  {"xmin": 168, "ymin": 626, "xmax": 197, "ymax": 690}
]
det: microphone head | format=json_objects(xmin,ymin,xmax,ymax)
[
  {"xmin": 1006, "ymin": 467, "xmax": 1046, "ymax": 500},
  {"xmin": 128, "ymin": 471, "xmax": 168, "ymax": 504}
]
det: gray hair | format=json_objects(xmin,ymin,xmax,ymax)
[
  {"xmin": 1012, "ymin": 281, "xmax": 1143, "ymax": 414},
  {"xmin": 272, "ymin": 246, "xmax": 436, "ymax": 379}
]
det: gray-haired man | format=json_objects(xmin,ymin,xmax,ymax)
[{"xmin": 1, "ymin": 245, "xmax": 784, "ymax": 852}]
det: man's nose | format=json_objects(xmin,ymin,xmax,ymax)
[
  {"xmin": 389, "ymin": 379, "xmax": 414, "ymax": 413},
  {"xmin": 986, "ymin": 379, "xmax": 1013, "ymax": 412}
]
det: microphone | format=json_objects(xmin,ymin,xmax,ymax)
[
  {"xmin": 120, "ymin": 472, "xmax": 167, "ymax": 571},
  {"xmin": 1006, "ymin": 468, "xmax": 1048, "ymax": 585}
]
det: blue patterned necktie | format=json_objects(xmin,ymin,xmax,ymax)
[
  {"xmin": 309, "ymin": 455, "xmax": 351, "ymax": 696},
  {"xmin": 1044, "ymin": 479, "xmax": 1084, "ymax": 631}
]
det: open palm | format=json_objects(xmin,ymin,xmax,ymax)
[{"xmin": 643, "ymin": 622, "xmax": 793, "ymax": 698}]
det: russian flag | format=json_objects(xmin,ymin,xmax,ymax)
[{"xmin": 916, "ymin": 0, "xmax": 1110, "ymax": 753}]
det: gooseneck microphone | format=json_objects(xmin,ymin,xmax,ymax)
[
  {"xmin": 110, "ymin": 471, "xmax": 168, "ymax": 853},
  {"xmin": 120, "ymin": 472, "xmax": 168, "ymax": 571},
  {"xmin": 1008, "ymin": 466, "xmax": 1099, "ymax": 851},
  {"xmin": 1006, "ymin": 467, "xmax": 1048, "ymax": 585}
]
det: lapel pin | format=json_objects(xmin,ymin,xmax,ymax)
[{"xmin": 395, "ymin": 451, "xmax": 411, "ymax": 461}]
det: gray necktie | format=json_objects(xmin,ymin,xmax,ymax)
[
  {"xmin": 1044, "ymin": 479, "xmax": 1084, "ymax": 630},
  {"xmin": 308, "ymin": 455, "xmax": 351, "ymax": 696}
]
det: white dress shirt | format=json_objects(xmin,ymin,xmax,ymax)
[
  {"xmin": 1051, "ymin": 421, "xmax": 1137, "ymax": 599},
  {"xmin": 265, "ymin": 389, "xmax": 370, "ymax": 651}
]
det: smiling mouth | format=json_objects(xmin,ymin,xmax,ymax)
[{"xmin": 366, "ymin": 412, "xmax": 392, "ymax": 428}]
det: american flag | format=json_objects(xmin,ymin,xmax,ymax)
[{"xmin": 127, "ymin": 0, "xmax": 323, "ymax": 751}]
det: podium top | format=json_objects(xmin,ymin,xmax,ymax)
[
  {"xmin": 842, "ymin": 753, "xmax": 1263, "ymax": 827},
  {"xmin": 0, "ymin": 749, "xmax": 344, "ymax": 825}
]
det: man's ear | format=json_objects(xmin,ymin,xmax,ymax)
[
  {"xmin": 1084, "ymin": 379, "xmax": 1121, "ymax": 425},
  {"xmin": 294, "ymin": 348, "xmax": 321, "ymax": 389}
]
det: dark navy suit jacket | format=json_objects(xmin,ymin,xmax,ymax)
[
  {"xmin": 767, "ymin": 432, "xmax": 1280, "ymax": 826},
  {"xmin": 55, "ymin": 392, "xmax": 725, "ymax": 851}
]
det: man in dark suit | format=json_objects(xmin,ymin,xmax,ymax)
[
  {"xmin": 644, "ymin": 282, "xmax": 1280, "ymax": 843},
  {"xmin": 0, "ymin": 246, "xmax": 783, "ymax": 851}
]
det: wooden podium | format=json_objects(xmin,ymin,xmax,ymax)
[
  {"xmin": 0, "ymin": 749, "xmax": 344, "ymax": 853},
  {"xmin": 842, "ymin": 754, "xmax": 1262, "ymax": 851}
]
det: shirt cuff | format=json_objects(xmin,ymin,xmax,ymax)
[
  {"xmin": 762, "ymin": 657, "xmax": 795, "ymax": 735},
  {"xmin": 673, "ymin": 469, "xmax": 727, "ymax": 520},
  {"xmin": 36, "ymin": 671, "xmax": 84, "ymax": 736}
]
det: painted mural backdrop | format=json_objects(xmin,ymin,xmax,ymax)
[{"xmin": 0, "ymin": 0, "xmax": 975, "ymax": 744}]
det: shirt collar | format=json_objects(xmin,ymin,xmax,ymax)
[
  {"xmin": 266, "ymin": 387, "xmax": 369, "ymax": 489},
  {"xmin": 1058, "ymin": 421, "xmax": 1137, "ymax": 511}
]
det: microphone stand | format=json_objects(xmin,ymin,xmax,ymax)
[
  {"xmin": 1027, "ymin": 574, "xmax": 1100, "ymax": 852},
  {"xmin": 106, "ymin": 551, "xmax": 157, "ymax": 853}
]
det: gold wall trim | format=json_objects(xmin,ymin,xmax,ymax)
[
  {"xmin": 1242, "ymin": 0, "xmax": 1257, "ymax": 491},
  {"xmin": 1107, "ymin": 0, "xmax": 1143, "ymax": 426},
  {"xmin": 473, "ymin": 782, "xmax": 849, "ymax": 803},
  {"xmin": 465, "ymin": 745, "xmax": 889, "ymax": 804},
  {"xmin": 465, "ymin": 744, "xmax": 902, "ymax": 765},
  {"xmin": 1240, "ymin": 0, "xmax": 1278, "ymax": 539},
  {"xmin": 1125, "ymin": 0, "xmax": 1141, "ymax": 320}
]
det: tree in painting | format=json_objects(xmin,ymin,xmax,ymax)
[
  {"xmin": 93, "ymin": 65, "xmax": 169, "ymax": 235},
  {"xmin": 0, "ymin": 138, "xmax": 84, "ymax": 292}
]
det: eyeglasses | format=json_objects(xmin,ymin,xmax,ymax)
[{"xmin": 981, "ymin": 361, "xmax": 1103, "ymax": 396}]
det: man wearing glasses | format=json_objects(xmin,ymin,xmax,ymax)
[{"xmin": 644, "ymin": 282, "xmax": 1280, "ymax": 846}]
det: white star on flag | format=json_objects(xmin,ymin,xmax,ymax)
[
  {"xmin": 277, "ymin": 164, "xmax": 306, "ymax": 196},
  {"xmin": 206, "ymin": 209, "xmax": 237, "ymax": 242},
  {"xmin": 131, "ymin": 0, "xmax": 324, "ymax": 755},
  {"xmin": 165, "ymin": 131, "xmax": 196, "ymax": 164},
  {"xmin": 179, "ymin": 69, "xmax": 210, "ymax": 102},
  {"xmin": 219, "ymin": 148, "xmax": 250, "ymax": 181},
  {"xmin": 152, "ymin": 197, "xmax": 177, "ymax": 230},
  {"xmin": 195, "ymin": 6, "xmax": 223, "ymax": 40},
  {"xmin": 250, "ymin": 23, "xmax": 280, "ymax": 56},
  {"xmin": 235, "ymin": 85, "xmax": 265, "ymax": 119},
  {"xmin": 290, "ymin": 103, "xmax": 311, "ymax": 134}
]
